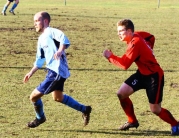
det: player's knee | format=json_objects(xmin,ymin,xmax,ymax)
[
  {"xmin": 151, "ymin": 110, "xmax": 159, "ymax": 115},
  {"xmin": 15, "ymin": 0, "xmax": 19, "ymax": 4},
  {"xmin": 53, "ymin": 98, "xmax": 59, "ymax": 102},
  {"xmin": 150, "ymin": 104, "xmax": 161, "ymax": 115},
  {"xmin": 29, "ymin": 96, "xmax": 32, "ymax": 101},
  {"xmin": 151, "ymin": 109, "xmax": 160, "ymax": 115},
  {"xmin": 52, "ymin": 91, "xmax": 63, "ymax": 102},
  {"xmin": 116, "ymin": 92, "xmax": 123, "ymax": 100},
  {"xmin": 29, "ymin": 95, "xmax": 35, "ymax": 102},
  {"xmin": 52, "ymin": 97, "xmax": 63, "ymax": 102},
  {"xmin": 29, "ymin": 91, "xmax": 43, "ymax": 102}
]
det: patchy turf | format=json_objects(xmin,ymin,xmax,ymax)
[{"xmin": 0, "ymin": 0, "xmax": 179, "ymax": 137}]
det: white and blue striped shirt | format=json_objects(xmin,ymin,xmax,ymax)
[{"xmin": 34, "ymin": 27, "xmax": 70, "ymax": 78}]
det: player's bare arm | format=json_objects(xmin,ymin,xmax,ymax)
[
  {"xmin": 23, "ymin": 66, "xmax": 39, "ymax": 83},
  {"xmin": 54, "ymin": 44, "xmax": 66, "ymax": 60}
]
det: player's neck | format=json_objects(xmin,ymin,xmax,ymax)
[
  {"xmin": 42, "ymin": 26, "xmax": 49, "ymax": 33},
  {"xmin": 126, "ymin": 35, "xmax": 133, "ymax": 44}
]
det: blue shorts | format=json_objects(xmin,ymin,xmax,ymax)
[{"xmin": 37, "ymin": 69, "xmax": 66, "ymax": 95}]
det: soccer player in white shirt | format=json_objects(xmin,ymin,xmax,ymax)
[{"xmin": 23, "ymin": 11, "xmax": 92, "ymax": 128}]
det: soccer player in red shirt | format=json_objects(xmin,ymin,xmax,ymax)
[{"xmin": 103, "ymin": 19, "xmax": 179, "ymax": 135}]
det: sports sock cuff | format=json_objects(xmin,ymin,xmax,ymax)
[
  {"xmin": 33, "ymin": 99, "xmax": 42, "ymax": 106},
  {"xmin": 62, "ymin": 94, "xmax": 68, "ymax": 104}
]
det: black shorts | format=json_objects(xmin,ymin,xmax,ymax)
[
  {"xmin": 8, "ymin": 0, "xmax": 14, "ymax": 2},
  {"xmin": 125, "ymin": 70, "xmax": 164, "ymax": 104}
]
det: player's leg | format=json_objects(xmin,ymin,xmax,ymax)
[
  {"xmin": 52, "ymin": 91, "xmax": 88, "ymax": 114},
  {"xmin": 150, "ymin": 103, "xmax": 179, "ymax": 135},
  {"xmin": 117, "ymin": 71, "xmax": 143, "ymax": 130},
  {"xmin": 150, "ymin": 103, "xmax": 178, "ymax": 126},
  {"xmin": 9, "ymin": 0, "xmax": 19, "ymax": 15},
  {"xmin": 147, "ymin": 72, "xmax": 179, "ymax": 135},
  {"xmin": 51, "ymin": 77, "xmax": 92, "ymax": 126},
  {"xmin": 1, "ymin": 0, "xmax": 12, "ymax": 15},
  {"xmin": 27, "ymin": 89, "xmax": 46, "ymax": 128},
  {"xmin": 27, "ymin": 69, "xmax": 57, "ymax": 128},
  {"xmin": 117, "ymin": 83, "xmax": 139, "ymax": 130}
]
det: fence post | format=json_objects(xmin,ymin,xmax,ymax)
[{"xmin": 158, "ymin": 0, "xmax": 160, "ymax": 8}]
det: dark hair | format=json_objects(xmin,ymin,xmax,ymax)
[
  {"xmin": 117, "ymin": 19, "xmax": 134, "ymax": 32},
  {"xmin": 41, "ymin": 12, "xmax": 51, "ymax": 23}
]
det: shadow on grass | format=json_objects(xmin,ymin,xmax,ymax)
[
  {"xmin": 12, "ymin": 13, "xmax": 119, "ymax": 19},
  {"xmin": 99, "ymin": 129, "xmax": 170, "ymax": 136},
  {"xmin": 0, "ymin": 116, "xmax": 5, "ymax": 119},
  {"xmin": 0, "ymin": 66, "xmax": 178, "ymax": 72},
  {"xmin": 38, "ymin": 129, "xmax": 170, "ymax": 136}
]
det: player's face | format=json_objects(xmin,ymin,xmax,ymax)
[
  {"xmin": 34, "ymin": 14, "xmax": 44, "ymax": 33},
  {"xmin": 117, "ymin": 26, "xmax": 127, "ymax": 42},
  {"xmin": 117, "ymin": 26, "xmax": 133, "ymax": 43}
]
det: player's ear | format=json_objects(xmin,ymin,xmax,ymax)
[
  {"xmin": 44, "ymin": 19, "xmax": 49, "ymax": 24},
  {"xmin": 127, "ymin": 29, "xmax": 133, "ymax": 34}
]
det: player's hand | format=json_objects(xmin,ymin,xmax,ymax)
[
  {"xmin": 103, "ymin": 49, "xmax": 112, "ymax": 59},
  {"xmin": 54, "ymin": 51, "xmax": 62, "ymax": 60},
  {"xmin": 23, "ymin": 72, "xmax": 32, "ymax": 83}
]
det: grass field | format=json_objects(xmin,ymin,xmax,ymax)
[{"xmin": 1, "ymin": 0, "xmax": 179, "ymax": 137}]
